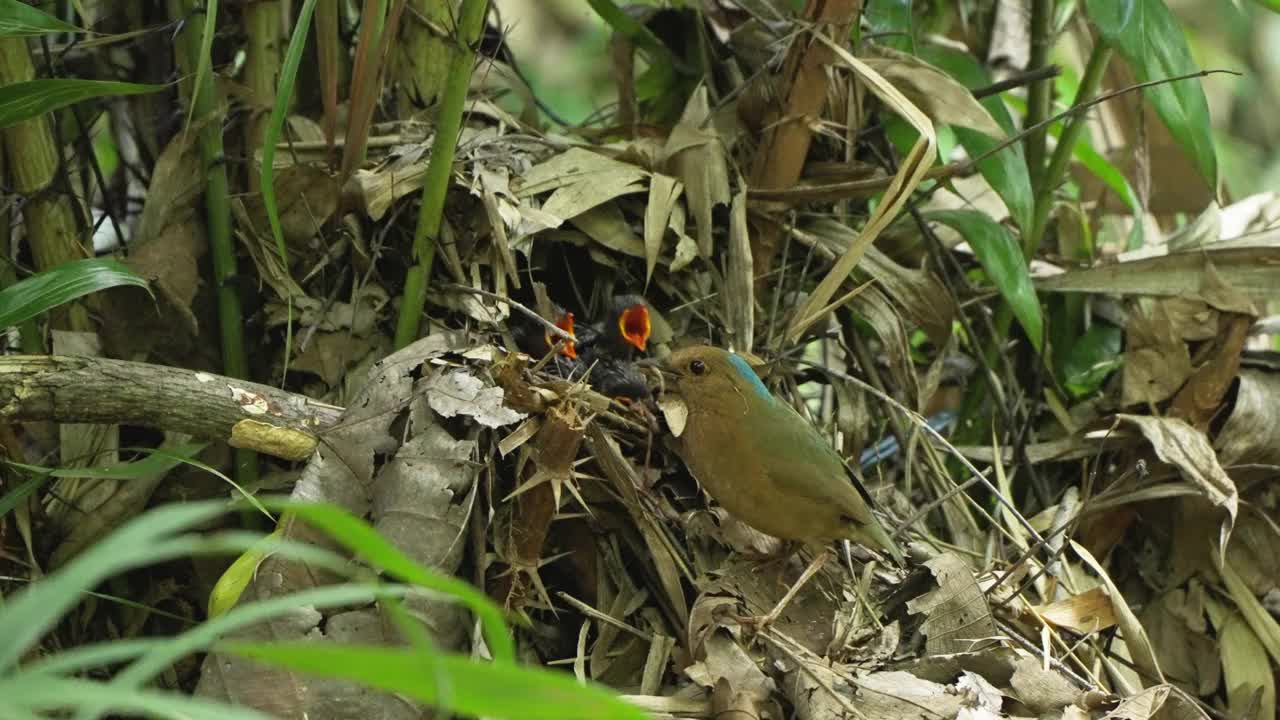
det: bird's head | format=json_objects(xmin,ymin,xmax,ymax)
[
  {"xmin": 661, "ymin": 346, "xmax": 772, "ymax": 413},
  {"xmin": 610, "ymin": 295, "xmax": 651, "ymax": 353}
]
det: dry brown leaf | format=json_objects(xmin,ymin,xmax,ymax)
[
  {"xmin": 516, "ymin": 146, "xmax": 649, "ymax": 223},
  {"xmin": 1037, "ymin": 238, "xmax": 1280, "ymax": 308},
  {"xmin": 423, "ymin": 370, "xmax": 526, "ymax": 428},
  {"xmin": 291, "ymin": 333, "xmax": 376, "ymax": 387},
  {"xmin": 1208, "ymin": 602, "xmax": 1276, "ymax": 720},
  {"xmin": 135, "ymin": 127, "xmax": 204, "ymax": 245},
  {"xmin": 644, "ymin": 173, "xmax": 682, "ymax": 284},
  {"xmin": 241, "ymin": 164, "xmax": 341, "ymax": 250},
  {"xmin": 1224, "ymin": 509, "xmax": 1280, "ymax": 597},
  {"xmin": 1071, "ymin": 540, "xmax": 1165, "ymax": 688},
  {"xmin": 683, "ymin": 632, "xmax": 775, "ymax": 703},
  {"xmin": 569, "ymin": 202, "xmax": 646, "ymax": 257},
  {"xmin": 906, "ymin": 553, "xmax": 1000, "ymax": 655},
  {"xmin": 1208, "ymin": 368, "xmax": 1280, "ymax": 466},
  {"xmin": 1100, "ymin": 684, "xmax": 1209, "ymax": 719},
  {"xmin": 1220, "ymin": 562, "xmax": 1280, "ymax": 669},
  {"xmin": 264, "ymin": 286, "xmax": 388, "ymax": 336},
  {"xmin": 662, "ymin": 86, "xmax": 730, "ymax": 258},
  {"xmin": 800, "ymin": 218, "xmax": 956, "ymax": 346},
  {"xmin": 1138, "ymin": 589, "xmax": 1220, "ymax": 697},
  {"xmin": 1008, "ymin": 655, "xmax": 1087, "ymax": 714},
  {"xmin": 1035, "ymin": 586, "xmax": 1119, "ymax": 634},
  {"xmin": 862, "ymin": 45, "xmax": 1004, "ymax": 138},
  {"xmin": 1122, "ymin": 300, "xmax": 1194, "ymax": 406},
  {"xmin": 786, "ymin": 35, "xmax": 937, "ymax": 342},
  {"xmin": 1116, "ymin": 414, "xmax": 1238, "ymax": 560},
  {"xmin": 725, "ymin": 190, "xmax": 755, "ymax": 351}
]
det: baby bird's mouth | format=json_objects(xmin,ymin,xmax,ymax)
[
  {"xmin": 617, "ymin": 305, "xmax": 651, "ymax": 352},
  {"xmin": 545, "ymin": 312, "xmax": 577, "ymax": 359}
]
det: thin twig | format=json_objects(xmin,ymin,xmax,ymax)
[{"xmin": 441, "ymin": 283, "xmax": 573, "ymax": 341}]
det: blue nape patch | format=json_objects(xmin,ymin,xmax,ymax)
[{"xmin": 727, "ymin": 353, "xmax": 772, "ymax": 400}]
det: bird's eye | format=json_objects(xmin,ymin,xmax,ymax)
[{"xmin": 689, "ymin": 359, "xmax": 707, "ymax": 375}]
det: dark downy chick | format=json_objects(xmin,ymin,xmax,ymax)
[
  {"xmin": 511, "ymin": 303, "xmax": 578, "ymax": 360},
  {"xmin": 578, "ymin": 295, "xmax": 651, "ymax": 363}
]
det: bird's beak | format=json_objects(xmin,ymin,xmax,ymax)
[{"xmin": 618, "ymin": 305, "xmax": 650, "ymax": 352}]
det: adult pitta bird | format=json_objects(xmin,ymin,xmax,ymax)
[{"xmin": 663, "ymin": 345, "xmax": 904, "ymax": 565}]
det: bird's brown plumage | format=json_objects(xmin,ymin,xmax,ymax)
[{"xmin": 665, "ymin": 346, "xmax": 903, "ymax": 563}]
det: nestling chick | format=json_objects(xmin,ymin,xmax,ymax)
[
  {"xmin": 578, "ymin": 294, "xmax": 651, "ymax": 361},
  {"xmin": 511, "ymin": 303, "xmax": 578, "ymax": 359},
  {"xmin": 663, "ymin": 346, "xmax": 904, "ymax": 565}
]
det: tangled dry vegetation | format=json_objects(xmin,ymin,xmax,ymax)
[{"xmin": 4, "ymin": 2, "xmax": 1280, "ymax": 719}]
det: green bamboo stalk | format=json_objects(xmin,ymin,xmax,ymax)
[
  {"xmin": 394, "ymin": 0, "xmax": 456, "ymax": 111},
  {"xmin": 1023, "ymin": 0, "xmax": 1055, "ymax": 194},
  {"xmin": 0, "ymin": 37, "xmax": 91, "ymax": 335},
  {"xmin": 170, "ymin": 0, "xmax": 257, "ymax": 485},
  {"xmin": 0, "ymin": 144, "xmax": 43, "ymax": 353},
  {"xmin": 244, "ymin": 0, "xmax": 286, "ymax": 190},
  {"xmin": 394, "ymin": 0, "xmax": 489, "ymax": 348},
  {"xmin": 1026, "ymin": 42, "xmax": 1113, "ymax": 257}
]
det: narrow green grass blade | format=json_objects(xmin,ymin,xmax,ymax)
[
  {"xmin": 0, "ymin": 258, "xmax": 149, "ymax": 331},
  {"xmin": 0, "ymin": 79, "xmax": 163, "ymax": 128}
]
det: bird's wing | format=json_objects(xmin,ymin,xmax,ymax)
[{"xmin": 759, "ymin": 401, "xmax": 877, "ymax": 526}]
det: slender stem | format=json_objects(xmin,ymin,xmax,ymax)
[
  {"xmin": 1023, "ymin": 0, "xmax": 1055, "ymax": 192},
  {"xmin": 172, "ymin": 0, "xmax": 258, "ymax": 484},
  {"xmin": 1026, "ymin": 42, "xmax": 1112, "ymax": 259},
  {"xmin": 394, "ymin": 0, "xmax": 490, "ymax": 348}
]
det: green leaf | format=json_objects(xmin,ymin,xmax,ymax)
[
  {"xmin": 585, "ymin": 0, "xmax": 678, "ymax": 66},
  {"xmin": 921, "ymin": 46, "xmax": 1035, "ymax": 232},
  {"xmin": 863, "ymin": 0, "xmax": 915, "ymax": 53},
  {"xmin": 928, "ymin": 209, "xmax": 1044, "ymax": 352},
  {"xmin": 1062, "ymin": 322, "xmax": 1122, "ymax": 397},
  {"xmin": 0, "ymin": 475, "xmax": 45, "ymax": 519},
  {"xmin": 6, "ymin": 443, "xmax": 207, "ymax": 481},
  {"xmin": 1064, "ymin": 131, "xmax": 1145, "ymax": 248},
  {"xmin": 261, "ymin": 0, "xmax": 318, "ymax": 265},
  {"xmin": 0, "ymin": 258, "xmax": 149, "ymax": 329},
  {"xmin": 0, "ymin": 79, "xmax": 163, "ymax": 129},
  {"xmin": 0, "ymin": 0, "xmax": 81, "ymax": 37},
  {"xmin": 2, "ymin": 677, "xmax": 276, "ymax": 720},
  {"xmin": 1085, "ymin": 0, "xmax": 1217, "ymax": 189},
  {"xmin": 223, "ymin": 642, "xmax": 649, "ymax": 720},
  {"xmin": 277, "ymin": 501, "xmax": 516, "ymax": 664}
]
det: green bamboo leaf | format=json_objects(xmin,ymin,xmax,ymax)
[
  {"xmin": 0, "ymin": 475, "xmax": 44, "ymax": 519},
  {"xmin": 0, "ymin": 258, "xmax": 149, "ymax": 329},
  {"xmin": 1085, "ymin": 0, "xmax": 1217, "ymax": 189},
  {"xmin": 921, "ymin": 46, "xmax": 1035, "ymax": 233},
  {"xmin": 928, "ymin": 209, "xmax": 1044, "ymax": 352},
  {"xmin": 1062, "ymin": 322, "xmax": 1123, "ymax": 397},
  {"xmin": 261, "ymin": 0, "xmax": 318, "ymax": 265},
  {"xmin": 5, "ymin": 443, "xmax": 207, "ymax": 481},
  {"xmin": 864, "ymin": 0, "xmax": 915, "ymax": 53},
  {"xmin": 222, "ymin": 642, "xmax": 650, "ymax": 720},
  {"xmin": 0, "ymin": 0, "xmax": 81, "ymax": 37},
  {"xmin": 179, "ymin": 0, "xmax": 218, "ymax": 140},
  {"xmin": 277, "ymin": 501, "xmax": 516, "ymax": 664},
  {"xmin": 3, "ymin": 677, "xmax": 276, "ymax": 720},
  {"xmin": 0, "ymin": 79, "xmax": 163, "ymax": 129},
  {"xmin": 584, "ymin": 0, "xmax": 676, "ymax": 65}
]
